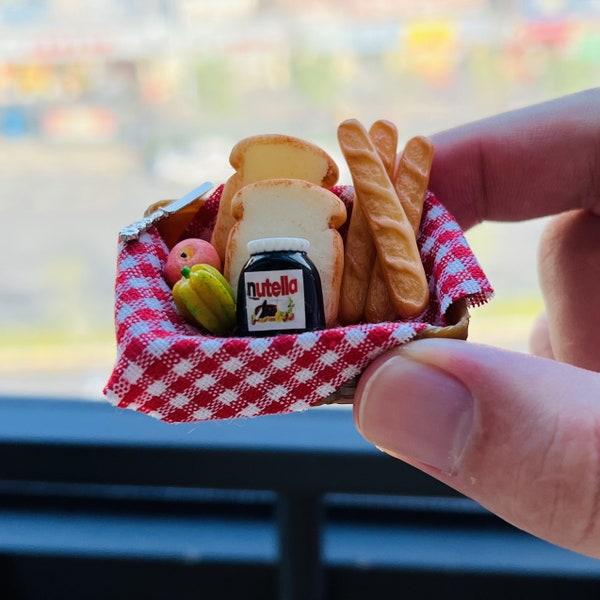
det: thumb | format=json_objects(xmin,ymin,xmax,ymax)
[{"xmin": 354, "ymin": 338, "xmax": 600, "ymax": 558}]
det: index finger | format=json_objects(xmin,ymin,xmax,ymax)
[{"xmin": 427, "ymin": 88, "xmax": 600, "ymax": 231}]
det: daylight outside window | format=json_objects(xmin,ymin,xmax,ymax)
[{"xmin": 1, "ymin": 0, "xmax": 599, "ymax": 400}]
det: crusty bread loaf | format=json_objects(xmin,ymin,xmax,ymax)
[
  {"xmin": 337, "ymin": 119, "xmax": 429, "ymax": 319},
  {"xmin": 394, "ymin": 136, "xmax": 434, "ymax": 236},
  {"xmin": 337, "ymin": 191, "xmax": 375, "ymax": 325},
  {"xmin": 211, "ymin": 134, "xmax": 339, "ymax": 264},
  {"xmin": 364, "ymin": 120, "xmax": 399, "ymax": 323},
  {"xmin": 225, "ymin": 179, "xmax": 347, "ymax": 327}
]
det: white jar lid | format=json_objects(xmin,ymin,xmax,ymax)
[{"xmin": 247, "ymin": 237, "xmax": 310, "ymax": 255}]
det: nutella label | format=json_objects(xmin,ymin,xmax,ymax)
[{"xmin": 243, "ymin": 268, "xmax": 306, "ymax": 332}]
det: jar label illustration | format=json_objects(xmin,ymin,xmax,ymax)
[{"xmin": 242, "ymin": 268, "xmax": 306, "ymax": 332}]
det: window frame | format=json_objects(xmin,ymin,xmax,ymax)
[{"xmin": 1, "ymin": 396, "xmax": 599, "ymax": 599}]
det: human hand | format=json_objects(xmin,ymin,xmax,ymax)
[{"xmin": 353, "ymin": 88, "xmax": 600, "ymax": 558}]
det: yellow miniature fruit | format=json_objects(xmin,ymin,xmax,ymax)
[{"xmin": 172, "ymin": 264, "xmax": 236, "ymax": 336}]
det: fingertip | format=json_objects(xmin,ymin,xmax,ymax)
[
  {"xmin": 353, "ymin": 345, "xmax": 473, "ymax": 474},
  {"xmin": 356, "ymin": 338, "xmax": 600, "ymax": 557}
]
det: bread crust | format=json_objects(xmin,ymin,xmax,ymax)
[{"xmin": 211, "ymin": 172, "xmax": 243, "ymax": 264}]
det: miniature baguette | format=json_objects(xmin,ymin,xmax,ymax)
[
  {"xmin": 337, "ymin": 119, "xmax": 429, "ymax": 319},
  {"xmin": 366, "ymin": 133, "xmax": 433, "ymax": 321},
  {"xmin": 394, "ymin": 136, "xmax": 434, "ymax": 236},
  {"xmin": 337, "ymin": 192, "xmax": 376, "ymax": 324},
  {"xmin": 339, "ymin": 122, "xmax": 397, "ymax": 324},
  {"xmin": 368, "ymin": 120, "xmax": 397, "ymax": 179},
  {"xmin": 364, "ymin": 259, "xmax": 396, "ymax": 322},
  {"xmin": 364, "ymin": 120, "xmax": 399, "ymax": 323}
]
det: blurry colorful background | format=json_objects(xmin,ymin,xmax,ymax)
[{"xmin": 1, "ymin": 0, "xmax": 599, "ymax": 398}]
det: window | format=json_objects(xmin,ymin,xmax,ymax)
[{"xmin": 3, "ymin": 1, "xmax": 599, "ymax": 397}]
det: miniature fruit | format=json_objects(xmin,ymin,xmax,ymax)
[
  {"xmin": 165, "ymin": 238, "xmax": 222, "ymax": 287},
  {"xmin": 172, "ymin": 264, "xmax": 236, "ymax": 336}
]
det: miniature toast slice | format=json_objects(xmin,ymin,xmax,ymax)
[
  {"xmin": 211, "ymin": 134, "xmax": 339, "ymax": 263},
  {"xmin": 226, "ymin": 179, "xmax": 347, "ymax": 327}
]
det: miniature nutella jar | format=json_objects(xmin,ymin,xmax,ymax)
[{"xmin": 236, "ymin": 237, "xmax": 326, "ymax": 336}]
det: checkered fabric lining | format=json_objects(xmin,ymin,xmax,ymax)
[{"xmin": 103, "ymin": 185, "xmax": 494, "ymax": 423}]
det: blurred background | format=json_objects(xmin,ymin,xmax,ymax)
[{"xmin": 1, "ymin": 0, "xmax": 598, "ymax": 399}]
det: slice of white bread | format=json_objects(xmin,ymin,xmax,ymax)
[
  {"xmin": 211, "ymin": 134, "xmax": 339, "ymax": 264},
  {"xmin": 225, "ymin": 179, "xmax": 347, "ymax": 327}
]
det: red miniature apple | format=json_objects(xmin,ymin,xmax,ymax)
[{"xmin": 164, "ymin": 238, "xmax": 222, "ymax": 287}]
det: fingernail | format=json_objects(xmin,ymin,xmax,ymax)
[{"xmin": 355, "ymin": 351, "xmax": 474, "ymax": 473}]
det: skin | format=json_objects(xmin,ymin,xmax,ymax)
[{"xmin": 353, "ymin": 88, "xmax": 600, "ymax": 558}]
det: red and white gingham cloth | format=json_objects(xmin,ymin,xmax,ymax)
[{"xmin": 103, "ymin": 185, "xmax": 493, "ymax": 423}]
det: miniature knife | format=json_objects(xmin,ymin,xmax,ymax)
[{"xmin": 119, "ymin": 181, "xmax": 213, "ymax": 243}]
